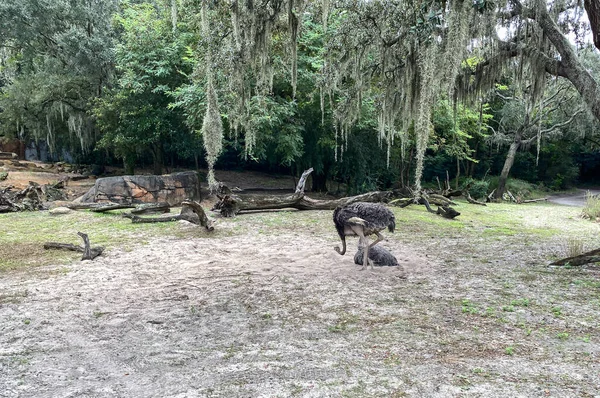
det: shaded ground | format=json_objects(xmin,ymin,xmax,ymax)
[{"xmin": 1, "ymin": 169, "xmax": 600, "ymax": 397}]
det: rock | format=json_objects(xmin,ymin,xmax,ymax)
[
  {"xmin": 80, "ymin": 171, "xmax": 201, "ymax": 206},
  {"xmin": 49, "ymin": 207, "xmax": 73, "ymax": 215}
]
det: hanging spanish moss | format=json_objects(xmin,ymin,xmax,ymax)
[
  {"xmin": 201, "ymin": 74, "xmax": 224, "ymax": 191},
  {"xmin": 200, "ymin": 1, "xmax": 224, "ymax": 191},
  {"xmin": 321, "ymin": 0, "xmax": 485, "ymax": 192},
  {"xmin": 413, "ymin": 44, "xmax": 438, "ymax": 194},
  {"xmin": 197, "ymin": 0, "xmax": 304, "ymax": 159}
]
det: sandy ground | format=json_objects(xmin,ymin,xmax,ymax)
[
  {"xmin": 1, "ymin": 206, "xmax": 600, "ymax": 397},
  {"xmin": 1, "ymin": 165, "xmax": 600, "ymax": 397}
]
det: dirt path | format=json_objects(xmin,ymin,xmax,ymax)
[
  {"xmin": 548, "ymin": 189, "xmax": 600, "ymax": 207},
  {"xmin": 1, "ymin": 207, "xmax": 599, "ymax": 397}
]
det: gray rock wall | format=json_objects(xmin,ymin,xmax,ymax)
[{"xmin": 80, "ymin": 171, "xmax": 200, "ymax": 206}]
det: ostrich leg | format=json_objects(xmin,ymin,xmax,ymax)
[
  {"xmin": 369, "ymin": 231, "xmax": 385, "ymax": 248},
  {"xmin": 351, "ymin": 226, "xmax": 370, "ymax": 271}
]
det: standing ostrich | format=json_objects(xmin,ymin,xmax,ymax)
[{"xmin": 333, "ymin": 202, "xmax": 396, "ymax": 270}]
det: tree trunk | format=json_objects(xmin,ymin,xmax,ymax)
[
  {"xmin": 584, "ymin": 0, "xmax": 600, "ymax": 51},
  {"xmin": 311, "ymin": 170, "xmax": 328, "ymax": 192},
  {"xmin": 152, "ymin": 144, "xmax": 163, "ymax": 175},
  {"xmin": 171, "ymin": 0, "xmax": 178, "ymax": 32},
  {"xmin": 495, "ymin": 135, "xmax": 522, "ymax": 199},
  {"xmin": 455, "ymin": 157, "xmax": 460, "ymax": 190},
  {"xmin": 550, "ymin": 248, "xmax": 600, "ymax": 266},
  {"xmin": 124, "ymin": 155, "xmax": 135, "ymax": 175}
]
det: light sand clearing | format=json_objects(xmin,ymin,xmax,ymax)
[{"xmin": 1, "ymin": 208, "xmax": 599, "ymax": 397}]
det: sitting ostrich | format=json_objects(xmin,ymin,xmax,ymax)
[
  {"xmin": 354, "ymin": 245, "xmax": 400, "ymax": 268},
  {"xmin": 333, "ymin": 202, "xmax": 395, "ymax": 270}
]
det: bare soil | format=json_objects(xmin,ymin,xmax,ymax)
[{"xmin": 1, "ymin": 166, "xmax": 600, "ymax": 397}]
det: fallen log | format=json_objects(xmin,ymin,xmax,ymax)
[
  {"xmin": 0, "ymin": 152, "xmax": 17, "ymax": 159},
  {"xmin": 212, "ymin": 190, "xmax": 395, "ymax": 217},
  {"xmin": 388, "ymin": 198, "xmax": 415, "ymax": 208},
  {"xmin": 426, "ymin": 193, "xmax": 457, "ymax": 206},
  {"xmin": 521, "ymin": 198, "xmax": 548, "ymax": 204},
  {"xmin": 211, "ymin": 168, "xmax": 461, "ymax": 219},
  {"xmin": 90, "ymin": 203, "xmax": 135, "ymax": 212},
  {"xmin": 123, "ymin": 201, "xmax": 214, "ymax": 231},
  {"xmin": 67, "ymin": 202, "xmax": 121, "ymax": 210},
  {"xmin": 466, "ymin": 192, "xmax": 487, "ymax": 206},
  {"xmin": 550, "ymin": 248, "xmax": 600, "ymax": 267},
  {"xmin": 68, "ymin": 202, "xmax": 170, "ymax": 214},
  {"xmin": 419, "ymin": 197, "xmax": 461, "ymax": 219},
  {"xmin": 130, "ymin": 202, "xmax": 171, "ymax": 214},
  {"xmin": 44, "ymin": 232, "xmax": 104, "ymax": 260}
]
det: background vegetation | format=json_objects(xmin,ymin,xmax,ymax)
[{"xmin": 1, "ymin": 0, "xmax": 599, "ymax": 194}]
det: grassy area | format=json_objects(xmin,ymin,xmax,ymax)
[
  {"xmin": 2, "ymin": 198, "xmax": 597, "ymax": 271},
  {"xmin": 0, "ymin": 208, "xmax": 209, "ymax": 271}
]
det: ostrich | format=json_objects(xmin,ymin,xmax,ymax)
[
  {"xmin": 354, "ymin": 245, "xmax": 400, "ymax": 267},
  {"xmin": 333, "ymin": 202, "xmax": 396, "ymax": 270}
]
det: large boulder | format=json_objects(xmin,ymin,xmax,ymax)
[{"xmin": 79, "ymin": 171, "xmax": 200, "ymax": 206}]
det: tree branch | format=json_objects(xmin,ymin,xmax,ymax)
[{"xmin": 540, "ymin": 108, "xmax": 585, "ymax": 134}]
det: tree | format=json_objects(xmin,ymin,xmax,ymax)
[
  {"xmin": 0, "ymin": 0, "xmax": 117, "ymax": 159},
  {"xmin": 93, "ymin": 2, "xmax": 195, "ymax": 174},
  {"xmin": 490, "ymin": 80, "xmax": 585, "ymax": 197},
  {"xmin": 471, "ymin": 0, "xmax": 600, "ymax": 122}
]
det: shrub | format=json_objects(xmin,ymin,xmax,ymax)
[
  {"xmin": 582, "ymin": 191, "xmax": 600, "ymax": 220},
  {"xmin": 464, "ymin": 178, "xmax": 490, "ymax": 200}
]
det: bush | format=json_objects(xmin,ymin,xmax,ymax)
[
  {"xmin": 464, "ymin": 178, "xmax": 490, "ymax": 200},
  {"xmin": 582, "ymin": 191, "xmax": 600, "ymax": 220}
]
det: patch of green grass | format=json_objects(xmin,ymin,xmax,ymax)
[
  {"xmin": 328, "ymin": 312, "xmax": 359, "ymax": 333},
  {"xmin": 0, "ymin": 210, "xmax": 204, "ymax": 271},
  {"xmin": 551, "ymin": 306, "xmax": 563, "ymax": 317},
  {"xmin": 557, "ymin": 332, "xmax": 570, "ymax": 340},
  {"xmin": 482, "ymin": 227, "xmax": 516, "ymax": 236},
  {"xmin": 461, "ymin": 299, "xmax": 479, "ymax": 315},
  {"xmin": 504, "ymin": 346, "xmax": 515, "ymax": 356},
  {"xmin": 93, "ymin": 310, "xmax": 108, "ymax": 318},
  {"xmin": 511, "ymin": 298, "xmax": 530, "ymax": 307}
]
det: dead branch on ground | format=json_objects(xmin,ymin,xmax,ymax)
[
  {"xmin": 550, "ymin": 248, "xmax": 600, "ymax": 267},
  {"xmin": 44, "ymin": 232, "xmax": 104, "ymax": 260}
]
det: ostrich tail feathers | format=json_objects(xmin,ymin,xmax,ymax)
[{"xmin": 388, "ymin": 219, "xmax": 395, "ymax": 233}]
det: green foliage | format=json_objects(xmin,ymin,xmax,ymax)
[
  {"xmin": 487, "ymin": 177, "xmax": 547, "ymax": 200},
  {"xmin": 93, "ymin": 2, "xmax": 197, "ymax": 173},
  {"xmin": 0, "ymin": 0, "xmax": 117, "ymax": 158},
  {"xmin": 464, "ymin": 178, "xmax": 490, "ymax": 200}
]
